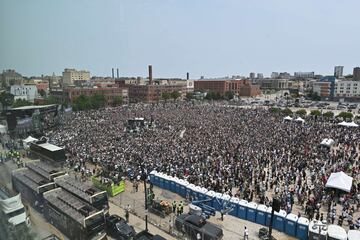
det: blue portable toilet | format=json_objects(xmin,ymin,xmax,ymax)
[
  {"xmin": 213, "ymin": 192, "xmax": 223, "ymax": 211},
  {"xmin": 229, "ymin": 197, "xmax": 239, "ymax": 217},
  {"xmin": 197, "ymin": 187, "xmax": 208, "ymax": 201},
  {"xmin": 238, "ymin": 200, "xmax": 248, "ymax": 219},
  {"xmin": 178, "ymin": 179, "xmax": 189, "ymax": 197},
  {"xmin": 149, "ymin": 170, "xmax": 157, "ymax": 185},
  {"xmin": 265, "ymin": 207, "xmax": 273, "ymax": 226},
  {"xmin": 172, "ymin": 177, "xmax": 180, "ymax": 195},
  {"xmin": 192, "ymin": 186, "xmax": 201, "ymax": 200},
  {"xmin": 308, "ymin": 220, "xmax": 327, "ymax": 240},
  {"xmin": 256, "ymin": 204, "xmax": 268, "ymax": 226},
  {"xmin": 246, "ymin": 202, "xmax": 258, "ymax": 223},
  {"xmin": 168, "ymin": 176, "xmax": 176, "ymax": 193},
  {"xmin": 186, "ymin": 184, "xmax": 196, "ymax": 200},
  {"xmin": 285, "ymin": 213, "xmax": 298, "ymax": 237},
  {"xmin": 219, "ymin": 194, "xmax": 231, "ymax": 212},
  {"xmin": 204, "ymin": 190, "xmax": 216, "ymax": 207},
  {"xmin": 153, "ymin": 172, "xmax": 160, "ymax": 186},
  {"xmin": 158, "ymin": 173, "xmax": 165, "ymax": 189},
  {"xmin": 273, "ymin": 209, "xmax": 286, "ymax": 232},
  {"xmin": 296, "ymin": 217, "xmax": 309, "ymax": 240},
  {"xmin": 163, "ymin": 175, "xmax": 169, "ymax": 190}
]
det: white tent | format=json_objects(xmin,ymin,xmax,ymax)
[
  {"xmin": 348, "ymin": 121, "xmax": 359, "ymax": 127},
  {"xmin": 325, "ymin": 171, "xmax": 353, "ymax": 192},
  {"xmin": 284, "ymin": 116, "xmax": 293, "ymax": 121},
  {"xmin": 338, "ymin": 121, "xmax": 348, "ymax": 126},
  {"xmin": 295, "ymin": 117, "xmax": 305, "ymax": 123},
  {"xmin": 0, "ymin": 124, "xmax": 7, "ymax": 134}
]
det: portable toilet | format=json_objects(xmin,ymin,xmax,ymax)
[
  {"xmin": 153, "ymin": 172, "xmax": 160, "ymax": 186},
  {"xmin": 296, "ymin": 217, "xmax": 309, "ymax": 240},
  {"xmin": 327, "ymin": 225, "xmax": 347, "ymax": 240},
  {"xmin": 158, "ymin": 173, "xmax": 165, "ymax": 189},
  {"xmin": 308, "ymin": 220, "xmax": 327, "ymax": 240},
  {"xmin": 172, "ymin": 176, "xmax": 180, "ymax": 195},
  {"xmin": 197, "ymin": 187, "xmax": 208, "ymax": 201},
  {"xmin": 256, "ymin": 204, "xmax": 268, "ymax": 226},
  {"xmin": 265, "ymin": 206, "xmax": 273, "ymax": 226},
  {"xmin": 162, "ymin": 174, "xmax": 171, "ymax": 190},
  {"xmin": 186, "ymin": 184, "xmax": 196, "ymax": 200},
  {"xmin": 168, "ymin": 176, "xmax": 176, "ymax": 193},
  {"xmin": 229, "ymin": 197, "xmax": 239, "ymax": 217},
  {"xmin": 178, "ymin": 179, "xmax": 189, "ymax": 197},
  {"xmin": 192, "ymin": 186, "xmax": 202, "ymax": 200},
  {"xmin": 285, "ymin": 213, "xmax": 298, "ymax": 237},
  {"xmin": 246, "ymin": 202, "xmax": 258, "ymax": 222},
  {"xmin": 273, "ymin": 209, "xmax": 287, "ymax": 232},
  {"xmin": 219, "ymin": 194, "xmax": 231, "ymax": 213},
  {"xmin": 238, "ymin": 199, "xmax": 248, "ymax": 219},
  {"xmin": 348, "ymin": 230, "xmax": 360, "ymax": 240},
  {"xmin": 204, "ymin": 190, "xmax": 216, "ymax": 207},
  {"xmin": 149, "ymin": 170, "xmax": 157, "ymax": 184},
  {"xmin": 213, "ymin": 192, "xmax": 223, "ymax": 211}
]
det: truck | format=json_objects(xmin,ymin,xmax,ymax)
[{"xmin": 0, "ymin": 188, "xmax": 30, "ymax": 228}]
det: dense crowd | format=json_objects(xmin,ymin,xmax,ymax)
[{"xmin": 45, "ymin": 102, "xmax": 360, "ymax": 229}]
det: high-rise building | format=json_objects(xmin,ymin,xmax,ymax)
[
  {"xmin": 334, "ymin": 66, "xmax": 344, "ymax": 78},
  {"xmin": 249, "ymin": 72, "xmax": 256, "ymax": 79},
  {"xmin": 271, "ymin": 72, "xmax": 279, "ymax": 78},
  {"xmin": 353, "ymin": 67, "xmax": 360, "ymax": 81},
  {"xmin": 62, "ymin": 68, "xmax": 90, "ymax": 86},
  {"xmin": 257, "ymin": 73, "xmax": 264, "ymax": 79}
]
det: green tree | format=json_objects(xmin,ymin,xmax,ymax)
[
  {"xmin": 310, "ymin": 110, "xmax": 321, "ymax": 116},
  {"xmin": 296, "ymin": 109, "xmax": 307, "ymax": 116},
  {"xmin": 323, "ymin": 111, "xmax": 334, "ymax": 118},
  {"xmin": 0, "ymin": 210, "xmax": 34, "ymax": 240},
  {"xmin": 39, "ymin": 89, "xmax": 46, "ymax": 97},
  {"xmin": 90, "ymin": 94, "xmax": 106, "ymax": 109},
  {"xmin": 73, "ymin": 95, "xmax": 91, "ymax": 111},
  {"xmin": 270, "ymin": 107, "xmax": 281, "ymax": 114},
  {"xmin": 307, "ymin": 91, "xmax": 321, "ymax": 101},
  {"xmin": 186, "ymin": 92, "xmax": 194, "ymax": 100},
  {"xmin": 224, "ymin": 91, "xmax": 234, "ymax": 100},
  {"xmin": 12, "ymin": 99, "xmax": 33, "ymax": 108},
  {"xmin": 113, "ymin": 95, "xmax": 123, "ymax": 106},
  {"xmin": 170, "ymin": 91, "xmax": 181, "ymax": 101},
  {"xmin": 161, "ymin": 92, "xmax": 171, "ymax": 102},
  {"xmin": 282, "ymin": 108, "xmax": 293, "ymax": 116},
  {"xmin": 0, "ymin": 92, "xmax": 14, "ymax": 109},
  {"xmin": 337, "ymin": 111, "xmax": 353, "ymax": 120},
  {"xmin": 44, "ymin": 95, "xmax": 59, "ymax": 105}
]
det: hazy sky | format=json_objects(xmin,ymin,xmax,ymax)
[{"xmin": 1, "ymin": 0, "xmax": 359, "ymax": 78}]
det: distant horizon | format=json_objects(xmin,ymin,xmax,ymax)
[{"xmin": 1, "ymin": 0, "xmax": 359, "ymax": 78}]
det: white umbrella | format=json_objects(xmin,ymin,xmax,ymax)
[
  {"xmin": 325, "ymin": 171, "xmax": 353, "ymax": 192},
  {"xmin": 283, "ymin": 116, "xmax": 293, "ymax": 121},
  {"xmin": 295, "ymin": 117, "xmax": 305, "ymax": 123}
]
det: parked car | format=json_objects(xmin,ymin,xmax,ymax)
[
  {"xmin": 106, "ymin": 215, "xmax": 136, "ymax": 240},
  {"xmin": 175, "ymin": 214, "xmax": 223, "ymax": 240}
]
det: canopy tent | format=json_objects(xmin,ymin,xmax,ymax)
[
  {"xmin": 283, "ymin": 116, "xmax": 293, "ymax": 121},
  {"xmin": 295, "ymin": 117, "xmax": 305, "ymax": 123},
  {"xmin": 338, "ymin": 121, "xmax": 359, "ymax": 127},
  {"xmin": 325, "ymin": 171, "xmax": 353, "ymax": 192},
  {"xmin": 0, "ymin": 124, "xmax": 7, "ymax": 134},
  {"xmin": 320, "ymin": 138, "xmax": 335, "ymax": 147},
  {"xmin": 22, "ymin": 136, "xmax": 38, "ymax": 148}
]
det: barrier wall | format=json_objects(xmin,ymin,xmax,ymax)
[{"xmin": 150, "ymin": 171, "xmax": 314, "ymax": 239}]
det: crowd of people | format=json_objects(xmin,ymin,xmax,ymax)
[{"xmin": 45, "ymin": 102, "xmax": 360, "ymax": 229}]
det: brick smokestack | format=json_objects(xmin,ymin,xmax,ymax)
[
  {"xmin": 186, "ymin": 72, "xmax": 189, "ymax": 80},
  {"xmin": 148, "ymin": 65, "xmax": 153, "ymax": 85},
  {"xmin": 112, "ymin": 68, "xmax": 114, "ymax": 78},
  {"xmin": 117, "ymin": 68, "xmax": 119, "ymax": 78}
]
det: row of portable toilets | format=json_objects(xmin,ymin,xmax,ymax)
[{"xmin": 149, "ymin": 171, "xmax": 360, "ymax": 240}]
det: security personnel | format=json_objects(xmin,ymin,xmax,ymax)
[
  {"xmin": 179, "ymin": 201, "xmax": 184, "ymax": 214},
  {"xmin": 172, "ymin": 201, "xmax": 177, "ymax": 213}
]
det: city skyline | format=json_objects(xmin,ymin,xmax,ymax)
[{"xmin": 1, "ymin": 0, "xmax": 359, "ymax": 78}]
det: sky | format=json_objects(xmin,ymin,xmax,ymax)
[{"xmin": 1, "ymin": 0, "xmax": 359, "ymax": 78}]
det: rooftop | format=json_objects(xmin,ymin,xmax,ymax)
[
  {"xmin": 12, "ymin": 168, "xmax": 51, "ymax": 192},
  {"xmin": 11, "ymin": 104, "xmax": 57, "ymax": 110},
  {"xmin": 25, "ymin": 161, "xmax": 64, "ymax": 180},
  {"xmin": 37, "ymin": 142, "xmax": 64, "ymax": 152}
]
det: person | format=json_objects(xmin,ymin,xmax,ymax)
[
  {"xmin": 125, "ymin": 205, "xmax": 130, "ymax": 223},
  {"xmin": 172, "ymin": 201, "xmax": 177, "ymax": 214},
  {"xmin": 220, "ymin": 209, "xmax": 224, "ymax": 221},
  {"xmin": 168, "ymin": 218, "xmax": 173, "ymax": 233},
  {"xmin": 196, "ymin": 232, "xmax": 201, "ymax": 240},
  {"xmin": 179, "ymin": 201, "xmax": 184, "ymax": 215},
  {"xmin": 244, "ymin": 226, "xmax": 249, "ymax": 240}
]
